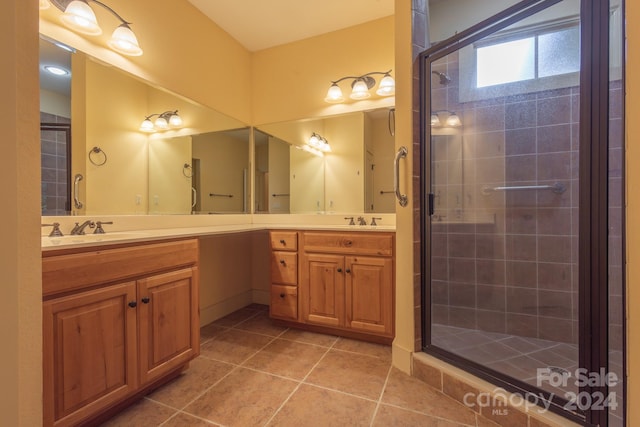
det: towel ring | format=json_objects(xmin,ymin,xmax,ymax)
[
  {"xmin": 183, "ymin": 163, "xmax": 193, "ymax": 178},
  {"xmin": 88, "ymin": 146, "xmax": 107, "ymax": 166}
]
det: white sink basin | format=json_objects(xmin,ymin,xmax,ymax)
[{"xmin": 42, "ymin": 232, "xmax": 151, "ymax": 247}]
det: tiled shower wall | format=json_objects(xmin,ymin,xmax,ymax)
[
  {"xmin": 41, "ymin": 112, "xmax": 70, "ymax": 215},
  {"xmin": 430, "ymin": 51, "xmax": 584, "ymax": 344}
]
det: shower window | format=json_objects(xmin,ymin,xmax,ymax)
[
  {"xmin": 420, "ymin": 0, "xmax": 625, "ymax": 425},
  {"xmin": 476, "ymin": 23, "xmax": 580, "ymax": 88}
]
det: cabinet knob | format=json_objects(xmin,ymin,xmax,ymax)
[
  {"xmin": 337, "ymin": 268, "xmax": 342, "ymax": 273},
  {"xmin": 346, "ymin": 268, "xmax": 351, "ymax": 273},
  {"xmin": 280, "ymin": 239, "xmax": 286, "ymax": 245},
  {"xmin": 279, "ymin": 293, "xmax": 286, "ymax": 298},
  {"xmin": 128, "ymin": 301, "xmax": 137, "ymax": 308},
  {"xmin": 280, "ymin": 259, "xmax": 286, "ymax": 265},
  {"xmin": 141, "ymin": 297, "xmax": 150, "ymax": 304}
]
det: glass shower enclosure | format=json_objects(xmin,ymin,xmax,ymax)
[{"xmin": 420, "ymin": 0, "xmax": 624, "ymax": 425}]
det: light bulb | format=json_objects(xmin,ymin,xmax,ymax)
[
  {"xmin": 446, "ymin": 113, "xmax": 462, "ymax": 127},
  {"xmin": 309, "ymin": 133, "xmax": 320, "ymax": 147},
  {"xmin": 108, "ymin": 24, "xmax": 143, "ymax": 57},
  {"xmin": 350, "ymin": 79, "xmax": 371, "ymax": 100},
  {"xmin": 139, "ymin": 119, "xmax": 154, "ymax": 132},
  {"xmin": 324, "ymin": 83, "xmax": 344, "ymax": 103},
  {"xmin": 430, "ymin": 114, "xmax": 441, "ymax": 126},
  {"xmin": 154, "ymin": 116, "xmax": 168, "ymax": 130},
  {"xmin": 169, "ymin": 113, "xmax": 183, "ymax": 128},
  {"xmin": 61, "ymin": 0, "xmax": 102, "ymax": 36},
  {"xmin": 376, "ymin": 74, "xmax": 395, "ymax": 96}
]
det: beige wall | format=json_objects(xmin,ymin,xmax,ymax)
[
  {"xmin": 252, "ymin": 16, "xmax": 395, "ymax": 125},
  {"xmin": 392, "ymin": 0, "xmax": 415, "ymax": 374},
  {"xmin": 1, "ymin": 1, "xmax": 42, "ymax": 425}
]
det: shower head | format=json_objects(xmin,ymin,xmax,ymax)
[{"xmin": 431, "ymin": 71, "xmax": 451, "ymax": 85}]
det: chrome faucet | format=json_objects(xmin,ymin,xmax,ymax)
[
  {"xmin": 70, "ymin": 220, "xmax": 95, "ymax": 235},
  {"xmin": 357, "ymin": 216, "xmax": 367, "ymax": 226}
]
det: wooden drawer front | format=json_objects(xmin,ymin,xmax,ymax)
[
  {"xmin": 270, "ymin": 231, "xmax": 298, "ymax": 251},
  {"xmin": 270, "ymin": 285, "xmax": 298, "ymax": 320},
  {"xmin": 302, "ymin": 232, "xmax": 393, "ymax": 256},
  {"xmin": 271, "ymin": 252, "xmax": 298, "ymax": 285},
  {"xmin": 43, "ymin": 239, "xmax": 199, "ymax": 298}
]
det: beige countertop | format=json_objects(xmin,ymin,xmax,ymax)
[{"xmin": 41, "ymin": 219, "xmax": 396, "ymax": 252}]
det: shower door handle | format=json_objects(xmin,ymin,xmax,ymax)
[
  {"xmin": 191, "ymin": 187, "xmax": 197, "ymax": 208},
  {"xmin": 394, "ymin": 146, "xmax": 408, "ymax": 207},
  {"xmin": 73, "ymin": 174, "xmax": 84, "ymax": 209}
]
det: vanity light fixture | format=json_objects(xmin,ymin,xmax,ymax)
[
  {"xmin": 48, "ymin": 0, "xmax": 143, "ymax": 56},
  {"xmin": 324, "ymin": 70, "xmax": 395, "ymax": 103},
  {"xmin": 308, "ymin": 132, "xmax": 331, "ymax": 152},
  {"xmin": 431, "ymin": 110, "xmax": 462, "ymax": 127},
  {"xmin": 139, "ymin": 110, "xmax": 183, "ymax": 133}
]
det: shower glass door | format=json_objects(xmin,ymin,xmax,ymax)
[{"xmin": 421, "ymin": 0, "xmax": 624, "ymax": 424}]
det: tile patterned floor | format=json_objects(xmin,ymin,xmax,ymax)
[
  {"xmin": 432, "ymin": 323, "xmax": 579, "ymax": 395},
  {"xmin": 100, "ymin": 305, "xmax": 491, "ymax": 427}
]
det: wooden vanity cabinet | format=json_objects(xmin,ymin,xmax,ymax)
[
  {"xmin": 268, "ymin": 230, "xmax": 395, "ymax": 344},
  {"xmin": 269, "ymin": 231, "xmax": 299, "ymax": 321},
  {"xmin": 300, "ymin": 231, "xmax": 394, "ymax": 342},
  {"xmin": 42, "ymin": 238, "xmax": 199, "ymax": 427}
]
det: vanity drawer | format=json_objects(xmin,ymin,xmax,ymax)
[
  {"xmin": 302, "ymin": 232, "xmax": 393, "ymax": 256},
  {"xmin": 271, "ymin": 251, "xmax": 298, "ymax": 285},
  {"xmin": 270, "ymin": 285, "xmax": 298, "ymax": 320},
  {"xmin": 270, "ymin": 231, "xmax": 298, "ymax": 251}
]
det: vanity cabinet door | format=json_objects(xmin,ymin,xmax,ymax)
[
  {"xmin": 137, "ymin": 267, "xmax": 199, "ymax": 386},
  {"xmin": 43, "ymin": 282, "xmax": 138, "ymax": 427},
  {"xmin": 301, "ymin": 253, "xmax": 345, "ymax": 327},
  {"xmin": 345, "ymin": 256, "xmax": 393, "ymax": 336}
]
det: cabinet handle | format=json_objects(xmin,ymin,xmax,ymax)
[
  {"xmin": 337, "ymin": 268, "xmax": 343, "ymax": 273},
  {"xmin": 280, "ymin": 239, "xmax": 286, "ymax": 245},
  {"xmin": 346, "ymin": 268, "xmax": 351, "ymax": 273},
  {"xmin": 279, "ymin": 293, "xmax": 286, "ymax": 298},
  {"xmin": 279, "ymin": 259, "xmax": 286, "ymax": 265},
  {"xmin": 141, "ymin": 297, "xmax": 150, "ymax": 304},
  {"xmin": 128, "ymin": 301, "xmax": 137, "ymax": 308}
]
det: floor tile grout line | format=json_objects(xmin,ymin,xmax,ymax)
[
  {"xmin": 369, "ymin": 365, "xmax": 393, "ymax": 427},
  {"xmin": 329, "ymin": 346, "xmax": 392, "ymax": 361},
  {"xmin": 261, "ymin": 335, "xmax": 339, "ymax": 426}
]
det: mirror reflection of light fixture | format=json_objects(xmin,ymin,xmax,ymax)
[
  {"xmin": 431, "ymin": 110, "xmax": 462, "ymax": 127},
  {"xmin": 48, "ymin": 0, "xmax": 143, "ymax": 56},
  {"xmin": 324, "ymin": 70, "xmax": 395, "ymax": 103},
  {"xmin": 431, "ymin": 70, "xmax": 452, "ymax": 85},
  {"xmin": 299, "ymin": 145, "xmax": 324, "ymax": 158},
  {"xmin": 40, "ymin": 0, "xmax": 52, "ymax": 10},
  {"xmin": 308, "ymin": 132, "xmax": 331, "ymax": 152},
  {"xmin": 140, "ymin": 110, "xmax": 183, "ymax": 133}
]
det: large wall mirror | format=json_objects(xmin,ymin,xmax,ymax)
[
  {"xmin": 255, "ymin": 108, "xmax": 396, "ymax": 214},
  {"xmin": 39, "ymin": 36, "xmax": 249, "ymax": 216}
]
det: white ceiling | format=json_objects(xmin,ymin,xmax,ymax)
[{"xmin": 187, "ymin": 0, "xmax": 395, "ymax": 52}]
